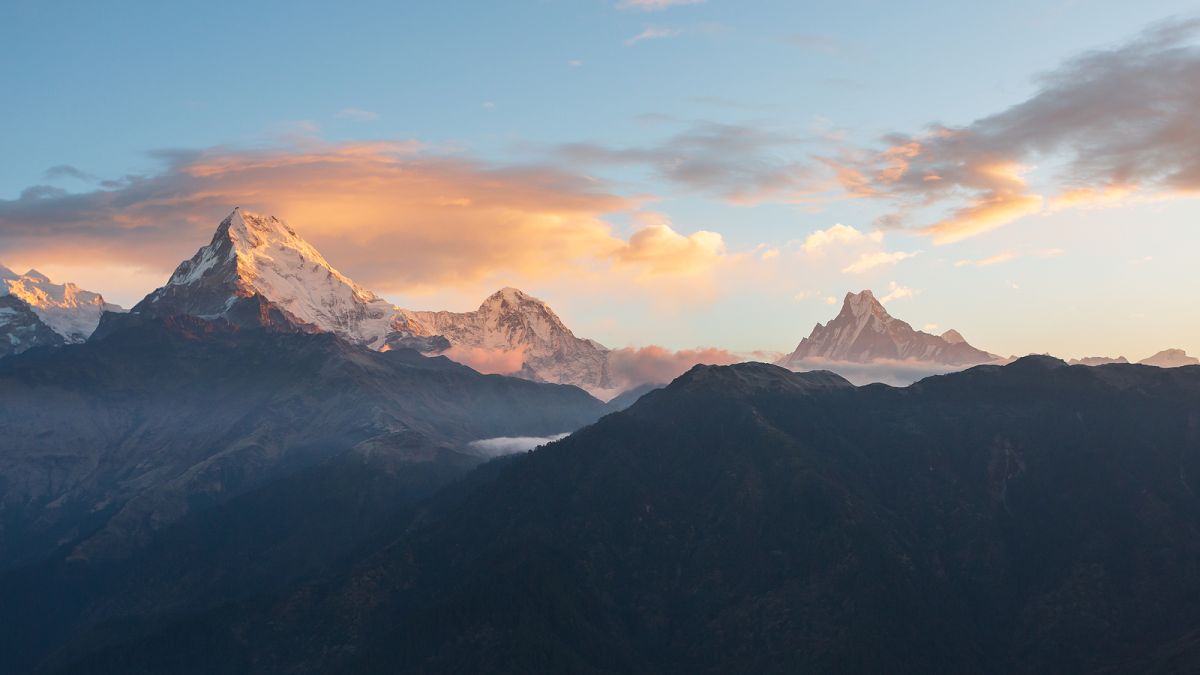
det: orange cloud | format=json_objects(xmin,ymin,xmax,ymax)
[
  {"xmin": 1048, "ymin": 184, "xmax": 1137, "ymax": 211},
  {"xmin": 440, "ymin": 345, "xmax": 528, "ymax": 375},
  {"xmin": 823, "ymin": 19, "xmax": 1200, "ymax": 243},
  {"xmin": 0, "ymin": 142, "xmax": 732, "ymax": 302},
  {"xmin": 614, "ymin": 213, "xmax": 727, "ymax": 276},
  {"xmin": 921, "ymin": 191, "xmax": 1045, "ymax": 244},
  {"xmin": 608, "ymin": 345, "xmax": 741, "ymax": 391}
]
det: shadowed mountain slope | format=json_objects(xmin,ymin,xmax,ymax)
[{"xmin": 43, "ymin": 358, "xmax": 1200, "ymax": 674}]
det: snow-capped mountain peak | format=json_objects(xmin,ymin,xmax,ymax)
[
  {"xmin": 409, "ymin": 288, "xmax": 613, "ymax": 394},
  {"xmin": 473, "ymin": 287, "xmax": 575, "ymax": 340},
  {"xmin": 132, "ymin": 209, "xmax": 614, "ymax": 393},
  {"xmin": 778, "ymin": 289, "xmax": 996, "ymax": 367},
  {"xmin": 1, "ymin": 267, "xmax": 123, "ymax": 344},
  {"xmin": 137, "ymin": 209, "xmax": 429, "ymax": 349}
]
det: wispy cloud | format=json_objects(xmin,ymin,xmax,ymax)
[
  {"xmin": 953, "ymin": 248, "xmax": 1062, "ymax": 267},
  {"xmin": 557, "ymin": 121, "xmax": 812, "ymax": 202},
  {"xmin": 625, "ymin": 26, "xmax": 681, "ymax": 45},
  {"xmin": 842, "ymin": 250, "xmax": 918, "ymax": 274},
  {"xmin": 878, "ymin": 281, "xmax": 914, "ymax": 304},
  {"xmin": 468, "ymin": 433, "xmax": 569, "ymax": 458},
  {"xmin": 43, "ymin": 165, "xmax": 97, "ymax": 182},
  {"xmin": 617, "ymin": 0, "xmax": 703, "ymax": 11},
  {"xmin": 334, "ymin": 108, "xmax": 380, "ymax": 122},
  {"xmin": 822, "ymin": 17, "xmax": 1200, "ymax": 243}
]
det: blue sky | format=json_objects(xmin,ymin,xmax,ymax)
[{"xmin": 2, "ymin": 0, "xmax": 1198, "ymax": 360}]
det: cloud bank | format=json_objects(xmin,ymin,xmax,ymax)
[
  {"xmin": 607, "ymin": 345, "xmax": 742, "ymax": 392},
  {"xmin": 826, "ymin": 18, "xmax": 1200, "ymax": 242},
  {"xmin": 0, "ymin": 141, "xmax": 732, "ymax": 298},
  {"xmin": 782, "ymin": 357, "xmax": 968, "ymax": 387}
]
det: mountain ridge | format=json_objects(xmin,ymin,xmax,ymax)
[
  {"xmin": 0, "ymin": 265, "xmax": 123, "ymax": 357},
  {"xmin": 128, "ymin": 209, "xmax": 613, "ymax": 393},
  {"xmin": 39, "ymin": 356, "xmax": 1200, "ymax": 674}
]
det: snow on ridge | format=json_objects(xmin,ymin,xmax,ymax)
[{"xmin": 1, "ymin": 268, "xmax": 123, "ymax": 343}]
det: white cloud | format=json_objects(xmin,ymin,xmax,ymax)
[
  {"xmin": 801, "ymin": 223, "xmax": 882, "ymax": 254},
  {"xmin": 842, "ymin": 250, "xmax": 918, "ymax": 274},
  {"xmin": 879, "ymin": 281, "xmax": 914, "ymax": 304},
  {"xmin": 625, "ymin": 26, "xmax": 681, "ymax": 45},
  {"xmin": 467, "ymin": 434, "xmax": 570, "ymax": 458}
]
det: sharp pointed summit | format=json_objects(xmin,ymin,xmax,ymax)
[
  {"xmin": 132, "ymin": 209, "xmax": 437, "ymax": 350},
  {"xmin": 778, "ymin": 289, "xmax": 996, "ymax": 367},
  {"xmin": 128, "ymin": 209, "xmax": 613, "ymax": 393}
]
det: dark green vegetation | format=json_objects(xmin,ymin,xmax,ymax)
[{"xmin": 20, "ymin": 356, "xmax": 1200, "ymax": 674}]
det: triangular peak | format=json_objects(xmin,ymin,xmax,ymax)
[
  {"xmin": 480, "ymin": 286, "xmax": 549, "ymax": 310},
  {"xmin": 940, "ymin": 329, "xmax": 966, "ymax": 344},
  {"xmin": 838, "ymin": 289, "xmax": 890, "ymax": 319}
]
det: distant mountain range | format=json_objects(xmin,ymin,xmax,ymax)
[
  {"xmin": 1067, "ymin": 349, "xmax": 1199, "ymax": 367},
  {"xmin": 22, "ymin": 356, "xmax": 1200, "ymax": 674},
  {"xmin": 0, "ymin": 264, "xmax": 123, "ymax": 357},
  {"xmin": 127, "ymin": 209, "xmax": 614, "ymax": 394},
  {"xmin": 1138, "ymin": 348, "xmax": 1200, "ymax": 367},
  {"xmin": 4, "ymin": 211, "xmax": 1196, "ymax": 391},
  {"xmin": 778, "ymin": 290, "xmax": 1198, "ymax": 381}
]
